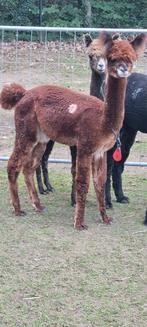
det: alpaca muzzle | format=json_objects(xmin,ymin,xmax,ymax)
[{"xmin": 117, "ymin": 63, "xmax": 130, "ymax": 78}]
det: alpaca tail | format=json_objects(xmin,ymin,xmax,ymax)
[{"xmin": 0, "ymin": 83, "xmax": 26, "ymax": 110}]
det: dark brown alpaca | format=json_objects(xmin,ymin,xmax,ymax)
[
  {"xmin": 85, "ymin": 33, "xmax": 107, "ymax": 100},
  {"xmin": 70, "ymin": 32, "xmax": 108, "ymax": 206},
  {"xmin": 0, "ymin": 32, "xmax": 146, "ymax": 230}
]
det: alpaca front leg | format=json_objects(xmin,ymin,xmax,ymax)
[
  {"xmin": 112, "ymin": 162, "xmax": 128, "ymax": 203},
  {"xmin": 105, "ymin": 148, "xmax": 114, "ymax": 208},
  {"xmin": 74, "ymin": 153, "xmax": 92, "ymax": 230},
  {"xmin": 70, "ymin": 145, "xmax": 77, "ymax": 206},
  {"xmin": 92, "ymin": 152, "xmax": 112, "ymax": 224},
  {"xmin": 112, "ymin": 127, "xmax": 137, "ymax": 203}
]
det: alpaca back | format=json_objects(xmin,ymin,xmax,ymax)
[{"xmin": 124, "ymin": 73, "xmax": 147, "ymax": 133}]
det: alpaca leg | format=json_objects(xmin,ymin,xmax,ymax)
[
  {"xmin": 7, "ymin": 151, "xmax": 24, "ymax": 216},
  {"xmin": 42, "ymin": 140, "xmax": 55, "ymax": 192},
  {"xmin": 144, "ymin": 211, "xmax": 147, "ymax": 225},
  {"xmin": 92, "ymin": 152, "xmax": 111, "ymax": 224},
  {"xmin": 36, "ymin": 140, "xmax": 55, "ymax": 194},
  {"xmin": 36, "ymin": 165, "xmax": 45, "ymax": 194},
  {"xmin": 112, "ymin": 127, "xmax": 137, "ymax": 203},
  {"xmin": 74, "ymin": 152, "xmax": 92, "ymax": 230},
  {"xmin": 70, "ymin": 145, "xmax": 77, "ymax": 206},
  {"xmin": 105, "ymin": 148, "xmax": 114, "ymax": 209},
  {"xmin": 23, "ymin": 143, "xmax": 46, "ymax": 211},
  {"xmin": 23, "ymin": 169, "xmax": 45, "ymax": 212}
]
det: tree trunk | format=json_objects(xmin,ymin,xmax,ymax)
[{"xmin": 82, "ymin": 0, "xmax": 92, "ymax": 27}]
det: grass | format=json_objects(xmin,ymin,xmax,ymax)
[
  {"xmin": 0, "ymin": 167, "xmax": 147, "ymax": 327},
  {"xmin": 133, "ymin": 139, "xmax": 147, "ymax": 154}
]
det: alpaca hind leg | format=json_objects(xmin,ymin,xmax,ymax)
[
  {"xmin": 24, "ymin": 169, "xmax": 45, "ymax": 212},
  {"xmin": 36, "ymin": 140, "xmax": 55, "ymax": 194},
  {"xmin": 7, "ymin": 151, "xmax": 24, "ymax": 216},
  {"xmin": 70, "ymin": 145, "xmax": 77, "ymax": 207},
  {"xmin": 42, "ymin": 140, "xmax": 55, "ymax": 192},
  {"xmin": 36, "ymin": 165, "xmax": 45, "ymax": 194},
  {"xmin": 74, "ymin": 153, "xmax": 92, "ymax": 230},
  {"xmin": 112, "ymin": 127, "xmax": 137, "ymax": 203},
  {"xmin": 23, "ymin": 143, "xmax": 46, "ymax": 212},
  {"xmin": 92, "ymin": 152, "xmax": 112, "ymax": 224}
]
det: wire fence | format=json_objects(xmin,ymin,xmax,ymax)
[{"xmin": 0, "ymin": 26, "xmax": 147, "ymax": 167}]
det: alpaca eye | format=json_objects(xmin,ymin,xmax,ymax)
[
  {"xmin": 89, "ymin": 55, "xmax": 93, "ymax": 61},
  {"xmin": 110, "ymin": 59, "xmax": 116, "ymax": 65},
  {"xmin": 127, "ymin": 59, "xmax": 133, "ymax": 65}
]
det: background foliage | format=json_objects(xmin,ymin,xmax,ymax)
[{"xmin": 0, "ymin": 0, "xmax": 146, "ymax": 28}]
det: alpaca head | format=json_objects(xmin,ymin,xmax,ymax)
[
  {"xmin": 85, "ymin": 33, "xmax": 108, "ymax": 74},
  {"xmin": 102, "ymin": 32, "xmax": 147, "ymax": 79}
]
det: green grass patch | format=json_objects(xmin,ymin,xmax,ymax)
[{"xmin": 0, "ymin": 167, "xmax": 147, "ymax": 327}]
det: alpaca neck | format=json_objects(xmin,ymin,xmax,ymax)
[
  {"xmin": 104, "ymin": 75, "xmax": 127, "ymax": 133},
  {"xmin": 90, "ymin": 70, "xmax": 105, "ymax": 100}
]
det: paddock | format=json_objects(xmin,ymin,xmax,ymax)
[{"xmin": 0, "ymin": 27, "xmax": 147, "ymax": 327}]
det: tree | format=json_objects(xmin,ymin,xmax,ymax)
[
  {"xmin": 0, "ymin": 0, "xmax": 146, "ymax": 30},
  {"xmin": 82, "ymin": 0, "xmax": 92, "ymax": 27}
]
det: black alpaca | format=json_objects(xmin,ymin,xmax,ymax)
[
  {"xmin": 35, "ymin": 33, "xmax": 106, "ymax": 203},
  {"xmin": 106, "ymin": 72, "xmax": 147, "ymax": 208},
  {"xmin": 85, "ymin": 35, "xmax": 147, "ymax": 209}
]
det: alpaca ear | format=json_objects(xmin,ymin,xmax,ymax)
[
  {"xmin": 112, "ymin": 33, "xmax": 121, "ymax": 40},
  {"xmin": 131, "ymin": 33, "xmax": 147, "ymax": 57},
  {"xmin": 84, "ymin": 34, "xmax": 93, "ymax": 47},
  {"xmin": 126, "ymin": 35, "xmax": 134, "ymax": 42},
  {"xmin": 99, "ymin": 31, "xmax": 113, "ymax": 49}
]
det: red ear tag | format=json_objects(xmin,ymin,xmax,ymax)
[{"xmin": 113, "ymin": 147, "xmax": 122, "ymax": 161}]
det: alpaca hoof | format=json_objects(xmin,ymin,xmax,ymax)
[
  {"xmin": 102, "ymin": 216, "xmax": 112, "ymax": 224},
  {"xmin": 45, "ymin": 184, "xmax": 54, "ymax": 193},
  {"xmin": 71, "ymin": 197, "xmax": 76, "ymax": 207},
  {"xmin": 38, "ymin": 206, "xmax": 46, "ymax": 213},
  {"xmin": 34, "ymin": 204, "xmax": 46, "ymax": 213},
  {"xmin": 74, "ymin": 224, "xmax": 88, "ymax": 231},
  {"xmin": 106, "ymin": 202, "xmax": 113, "ymax": 209},
  {"xmin": 14, "ymin": 210, "xmax": 26, "ymax": 216},
  {"xmin": 71, "ymin": 201, "xmax": 76, "ymax": 207},
  {"xmin": 39, "ymin": 188, "xmax": 47, "ymax": 195},
  {"xmin": 41, "ymin": 189, "xmax": 49, "ymax": 195},
  {"xmin": 117, "ymin": 196, "xmax": 129, "ymax": 204}
]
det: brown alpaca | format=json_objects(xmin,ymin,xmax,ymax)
[
  {"xmin": 35, "ymin": 32, "xmax": 107, "ymax": 199},
  {"xmin": 0, "ymin": 32, "xmax": 146, "ymax": 230}
]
